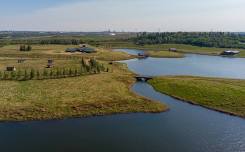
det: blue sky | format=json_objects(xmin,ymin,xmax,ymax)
[{"xmin": 1, "ymin": 0, "xmax": 245, "ymax": 31}]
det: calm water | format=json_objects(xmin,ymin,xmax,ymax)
[{"xmin": 1, "ymin": 49, "xmax": 245, "ymax": 152}]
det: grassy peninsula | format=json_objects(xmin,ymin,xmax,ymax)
[
  {"xmin": 0, "ymin": 44, "xmax": 167, "ymax": 121},
  {"xmin": 149, "ymin": 76, "xmax": 245, "ymax": 117}
]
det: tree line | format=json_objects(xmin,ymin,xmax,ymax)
[
  {"xmin": 0, "ymin": 58, "xmax": 109, "ymax": 81},
  {"xmin": 20, "ymin": 45, "xmax": 32, "ymax": 51},
  {"xmin": 134, "ymin": 32, "xmax": 245, "ymax": 49}
]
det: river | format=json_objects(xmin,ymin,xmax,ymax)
[{"xmin": 0, "ymin": 49, "xmax": 245, "ymax": 152}]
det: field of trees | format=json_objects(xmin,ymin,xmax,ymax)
[
  {"xmin": 0, "ymin": 58, "xmax": 106, "ymax": 81},
  {"xmin": 135, "ymin": 32, "xmax": 245, "ymax": 49}
]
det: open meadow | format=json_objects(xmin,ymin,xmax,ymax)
[
  {"xmin": 0, "ymin": 44, "xmax": 166, "ymax": 121},
  {"xmin": 149, "ymin": 76, "xmax": 245, "ymax": 117}
]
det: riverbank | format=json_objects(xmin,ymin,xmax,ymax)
[
  {"xmin": 148, "ymin": 76, "xmax": 245, "ymax": 118},
  {"xmin": 100, "ymin": 42, "xmax": 245, "ymax": 58},
  {"xmin": 0, "ymin": 62, "xmax": 166, "ymax": 121}
]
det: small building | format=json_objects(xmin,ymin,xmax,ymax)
[
  {"xmin": 65, "ymin": 48, "xmax": 79, "ymax": 53},
  {"xmin": 79, "ymin": 47, "xmax": 96, "ymax": 53},
  {"xmin": 169, "ymin": 48, "xmax": 177, "ymax": 52},
  {"xmin": 46, "ymin": 59, "xmax": 54, "ymax": 68},
  {"xmin": 79, "ymin": 44, "xmax": 87, "ymax": 48},
  {"xmin": 66, "ymin": 45, "xmax": 96, "ymax": 54},
  {"xmin": 109, "ymin": 33, "xmax": 116, "ymax": 36},
  {"xmin": 221, "ymin": 50, "xmax": 240, "ymax": 56},
  {"xmin": 6, "ymin": 66, "xmax": 16, "ymax": 71},
  {"xmin": 138, "ymin": 52, "xmax": 149, "ymax": 58}
]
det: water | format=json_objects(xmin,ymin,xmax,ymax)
[
  {"xmin": 1, "ymin": 49, "xmax": 245, "ymax": 152},
  {"xmin": 124, "ymin": 54, "xmax": 245, "ymax": 79}
]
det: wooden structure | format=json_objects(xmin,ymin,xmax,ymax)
[
  {"xmin": 138, "ymin": 52, "xmax": 149, "ymax": 58},
  {"xmin": 47, "ymin": 59, "xmax": 54, "ymax": 68},
  {"xmin": 66, "ymin": 48, "xmax": 79, "ymax": 53},
  {"xmin": 135, "ymin": 76, "xmax": 153, "ymax": 82},
  {"xmin": 6, "ymin": 66, "xmax": 16, "ymax": 71},
  {"xmin": 169, "ymin": 48, "xmax": 177, "ymax": 52},
  {"xmin": 79, "ymin": 44, "xmax": 87, "ymax": 48}
]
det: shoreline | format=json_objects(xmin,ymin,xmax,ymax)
[
  {"xmin": 0, "ymin": 63, "xmax": 167, "ymax": 122},
  {"xmin": 148, "ymin": 76, "xmax": 245, "ymax": 119}
]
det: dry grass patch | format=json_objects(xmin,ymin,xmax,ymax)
[{"xmin": 0, "ymin": 63, "xmax": 166, "ymax": 121}]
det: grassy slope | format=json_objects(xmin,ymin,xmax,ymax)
[
  {"xmin": 0, "ymin": 63, "xmax": 166, "ymax": 121},
  {"xmin": 149, "ymin": 76, "xmax": 245, "ymax": 117}
]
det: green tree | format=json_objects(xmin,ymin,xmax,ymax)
[
  {"xmin": 16, "ymin": 70, "xmax": 22, "ymax": 80},
  {"xmin": 50, "ymin": 70, "xmax": 53, "ymax": 78},
  {"xmin": 0, "ymin": 71, "xmax": 2, "ymax": 80},
  {"xmin": 62, "ymin": 68, "xmax": 66, "ymax": 77},
  {"xmin": 27, "ymin": 45, "xmax": 32, "ymax": 51},
  {"xmin": 43, "ymin": 69, "xmax": 48, "ymax": 79},
  {"xmin": 56, "ymin": 68, "xmax": 61, "ymax": 78},
  {"xmin": 10, "ymin": 71, "xmax": 16, "ymax": 80},
  {"xmin": 36, "ymin": 70, "xmax": 40, "ymax": 80},
  {"xmin": 3, "ymin": 72, "xmax": 8, "ymax": 80},
  {"xmin": 69, "ymin": 68, "xmax": 73, "ymax": 76},
  {"xmin": 30, "ymin": 69, "xmax": 35, "ymax": 79},
  {"xmin": 24, "ymin": 70, "xmax": 29, "ymax": 80}
]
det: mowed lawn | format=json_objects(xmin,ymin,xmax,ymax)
[
  {"xmin": 0, "ymin": 63, "xmax": 166, "ymax": 121},
  {"xmin": 149, "ymin": 76, "xmax": 245, "ymax": 117}
]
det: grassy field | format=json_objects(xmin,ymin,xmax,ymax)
[
  {"xmin": 149, "ymin": 76, "xmax": 245, "ymax": 118},
  {"xmin": 0, "ymin": 58, "xmax": 80, "ymax": 71},
  {"xmin": 0, "ymin": 63, "xmax": 166, "ymax": 121},
  {"xmin": 147, "ymin": 50, "xmax": 184, "ymax": 58},
  {"xmin": 99, "ymin": 41, "xmax": 245, "ymax": 57},
  {"xmin": 0, "ymin": 43, "xmax": 167, "ymax": 121},
  {"xmin": 0, "ymin": 45, "xmax": 134, "ymax": 61}
]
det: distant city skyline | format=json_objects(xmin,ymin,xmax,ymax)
[{"xmin": 1, "ymin": 0, "xmax": 245, "ymax": 32}]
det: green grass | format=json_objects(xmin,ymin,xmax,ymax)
[
  {"xmin": 149, "ymin": 76, "xmax": 245, "ymax": 117},
  {"xmin": 0, "ymin": 44, "xmax": 134, "ymax": 61},
  {"xmin": 148, "ymin": 50, "xmax": 184, "ymax": 58},
  {"xmin": 99, "ymin": 41, "xmax": 245, "ymax": 57},
  {"xmin": 0, "ymin": 44, "xmax": 167, "ymax": 121},
  {"xmin": 0, "ymin": 63, "xmax": 166, "ymax": 121}
]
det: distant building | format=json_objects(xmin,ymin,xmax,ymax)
[
  {"xmin": 110, "ymin": 33, "xmax": 116, "ymax": 36},
  {"xmin": 79, "ymin": 47, "xmax": 96, "ymax": 53},
  {"xmin": 66, "ymin": 45, "xmax": 96, "ymax": 54},
  {"xmin": 47, "ymin": 59, "xmax": 54, "ymax": 68},
  {"xmin": 79, "ymin": 44, "xmax": 87, "ymax": 48},
  {"xmin": 138, "ymin": 52, "xmax": 149, "ymax": 58},
  {"xmin": 6, "ymin": 66, "xmax": 16, "ymax": 71},
  {"xmin": 65, "ymin": 48, "xmax": 79, "ymax": 53},
  {"xmin": 169, "ymin": 48, "xmax": 177, "ymax": 52},
  {"xmin": 221, "ymin": 50, "xmax": 240, "ymax": 56}
]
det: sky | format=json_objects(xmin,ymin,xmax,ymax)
[{"xmin": 0, "ymin": 0, "xmax": 245, "ymax": 32}]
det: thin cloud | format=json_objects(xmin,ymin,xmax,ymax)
[{"xmin": 1, "ymin": 0, "xmax": 245, "ymax": 31}]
